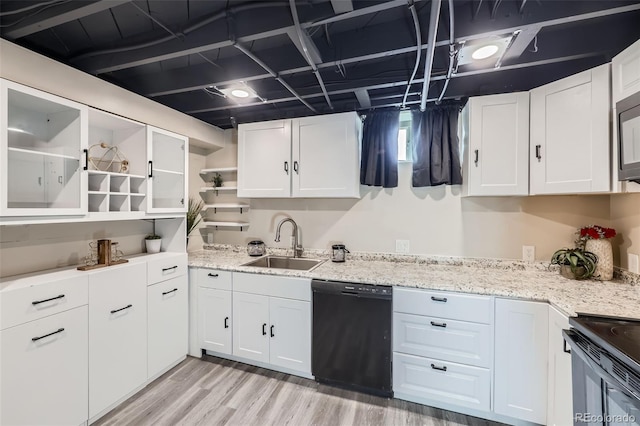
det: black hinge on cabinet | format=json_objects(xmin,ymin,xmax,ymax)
[{"xmin": 180, "ymin": 198, "xmax": 184, "ymax": 205}]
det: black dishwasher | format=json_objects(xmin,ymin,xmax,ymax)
[{"xmin": 311, "ymin": 279, "xmax": 392, "ymax": 397}]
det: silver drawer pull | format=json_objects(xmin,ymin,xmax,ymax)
[
  {"xmin": 431, "ymin": 363, "xmax": 447, "ymax": 372},
  {"xmin": 162, "ymin": 265, "xmax": 178, "ymax": 272},
  {"xmin": 32, "ymin": 294, "xmax": 65, "ymax": 305},
  {"xmin": 110, "ymin": 304, "xmax": 132, "ymax": 314},
  {"xmin": 32, "ymin": 328, "xmax": 64, "ymax": 341},
  {"xmin": 430, "ymin": 296, "xmax": 447, "ymax": 302},
  {"xmin": 430, "ymin": 321, "xmax": 447, "ymax": 328}
]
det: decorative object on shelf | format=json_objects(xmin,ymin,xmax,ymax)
[
  {"xmin": 576, "ymin": 225, "xmax": 616, "ymax": 281},
  {"xmin": 111, "ymin": 241, "xmax": 124, "ymax": 262},
  {"xmin": 331, "ymin": 244, "xmax": 350, "ymax": 263},
  {"xmin": 88, "ymin": 142, "xmax": 129, "ymax": 173},
  {"xmin": 210, "ymin": 172, "xmax": 223, "ymax": 188},
  {"xmin": 550, "ymin": 247, "xmax": 598, "ymax": 280},
  {"xmin": 187, "ymin": 197, "xmax": 204, "ymax": 244},
  {"xmin": 145, "ymin": 234, "xmax": 162, "ymax": 253},
  {"xmin": 77, "ymin": 239, "xmax": 128, "ymax": 271}
]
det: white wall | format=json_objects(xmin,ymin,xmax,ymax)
[
  {"xmin": 189, "ymin": 130, "xmax": 615, "ymax": 262},
  {"xmin": 610, "ymin": 193, "xmax": 640, "ymax": 269},
  {"xmin": 0, "ymin": 39, "xmax": 224, "ymax": 151}
]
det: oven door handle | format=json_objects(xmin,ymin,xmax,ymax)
[{"xmin": 563, "ymin": 329, "xmax": 640, "ymax": 402}]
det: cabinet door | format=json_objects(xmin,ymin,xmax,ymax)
[
  {"xmin": 530, "ymin": 64, "xmax": 610, "ymax": 194},
  {"xmin": 269, "ymin": 296, "xmax": 311, "ymax": 373},
  {"xmin": 198, "ymin": 287, "xmax": 232, "ymax": 354},
  {"xmin": 88, "ymin": 263, "xmax": 147, "ymax": 419},
  {"xmin": 148, "ymin": 275, "xmax": 188, "ymax": 379},
  {"xmin": 0, "ymin": 306, "xmax": 88, "ymax": 426},
  {"xmin": 613, "ymin": 39, "xmax": 640, "ymax": 104},
  {"xmin": 462, "ymin": 93, "xmax": 529, "ymax": 196},
  {"xmin": 291, "ymin": 112, "xmax": 361, "ymax": 198},
  {"xmin": 232, "ymin": 291, "xmax": 269, "ymax": 363},
  {"xmin": 547, "ymin": 306, "xmax": 573, "ymax": 426},
  {"xmin": 1, "ymin": 79, "xmax": 88, "ymax": 216},
  {"xmin": 146, "ymin": 126, "xmax": 187, "ymax": 213},
  {"xmin": 494, "ymin": 298, "xmax": 549, "ymax": 424},
  {"xmin": 237, "ymin": 120, "xmax": 291, "ymax": 198}
]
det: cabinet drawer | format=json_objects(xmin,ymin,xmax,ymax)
[
  {"xmin": 147, "ymin": 253, "xmax": 187, "ymax": 285},
  {"xmin": 393, "ymin": 352, "xmax": 491, "ymax": 412},
  {"xmin": 393, "ymin": 288, "xmax": 493, "ymax": 324},
  {"xmin": 393, "ymin": 313, "xmax": 492, "ymax": 368},
  {"xmin": 195, "ymin": 268, "xmax": 232, "ymax": 290},
  {"xmin": 1, "ymin": 275, "xmax": 88, "ymax": 330},
  {"xmin": 1, "ymin": 306, "xmax": 88, "ymax": 426}
]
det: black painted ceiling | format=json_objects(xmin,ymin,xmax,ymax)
[{"xmin": 2, "ymin": 0, "xmax": 639, "ymax": 129}]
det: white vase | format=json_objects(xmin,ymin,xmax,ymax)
[
  {"xmin": 145, "ymin": 239, "xmax": 162, "ymax": 254},
  {"xmin": 585, "ymin": 239, "xmax": 613, "ymax": 281}
]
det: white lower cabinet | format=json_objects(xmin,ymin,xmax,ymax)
[
  {"xmin": 494, "ymin": 298, "xmax": 549, "ymax": 425},
  {"xmin": 89, "ymin": 262, "xmax": 148, "ymax": 419},
  {"xmin": 393, "ymin": 352, "xmax": 491, "ymax": 411},
  {"xmin": 199, "ymin": 287, "xmax": 232, "ymax": 354},
  {"xmin": 148, "ymin": 275, "xmax": 188, "ymax": 378},
  {"xmin": 0, "ymin": 306, "xmax": 88, "ymax": 426},
  {"xmin": 232, "ymin": 291, "xmax": 311, "ymax": 373},
  {"xmin": 547, "ymin": 305, "xmax": 573, "ymax": 426}
]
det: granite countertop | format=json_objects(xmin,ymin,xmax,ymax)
[{"xmin": 188, "ymin": 245, "xmax": 640, "ymax": 319}]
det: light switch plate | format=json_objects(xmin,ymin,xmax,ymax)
[
  {"xmin": 396, "ymin": 239, "xmax": 410, "ymax": 253},
  {"xmin": 628, "ymin": 253, "xmax": 639, "ymax": 274}
]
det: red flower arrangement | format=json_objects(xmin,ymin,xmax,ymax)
[{"xmin": 576, "ymin": 225, "xmax": 617, "ymax": 247}]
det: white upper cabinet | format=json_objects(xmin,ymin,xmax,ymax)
[
  {"xmin": 237, "ymin": 112, "xmax": 361, "ymax": 198},
  {"xmin": 237, "ymin": 120, "xmax": 291, "ymax": 198},
  {"xmin": 462, "ymin": 92, "xmax": 530, "ymax": 196},
  {"xmin": 291, "ymin": 112, "xmax": 361, "ymax": 198},
  {"xmin": 146, "ymin": 126, "xmax": 188, "ymax": 213},
  {"xmin": 612, "ymin": 38, "xmax": 640, "ymax": 104},
  {"xmin": 530, "ymin": 64, "xmax": 611, "ymax": 194},
  {"xmin": 1, "ymin": 79, "xmax": 88, "ymax": 216}
]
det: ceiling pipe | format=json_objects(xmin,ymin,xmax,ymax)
[
  {"xmin": 420, "ymin": 0, "xmax": 442, "ymax": 111},
  {"xmin": 401, "ymin": 1, "xmax": 422, "ymax": 109},
  {"xmin": 436, "ymin": 0, "xmax": 456, "ymax": 103},
  {"xmin": 289, "ymin": 0, "xmax": 333, "ymax": 109},
  {"xmin": 233, "ymin": 42, "xmax": 317, "ymax": 113}
]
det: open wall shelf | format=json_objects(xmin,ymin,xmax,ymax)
[{"xmin": 198, "ymin": 166, "xmax": 247, "ymax": 232}]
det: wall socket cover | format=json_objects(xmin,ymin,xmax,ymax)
[
  {"xmin": 522, "ymin": 245, "xmax": 535, "ymax": 262},
  {"xmin": 396, "ymin": 239, "xmax": 410, "ymax": 253},
  {"xmin": 628, "ymin": 253, "xmax": 640, "ymax": 274}
]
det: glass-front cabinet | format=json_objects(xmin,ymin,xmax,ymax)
[
  {"xmin": 146, "ymin": 126, "xmax": 187, "ymax": 213},
  {"xmin": 1, "ymin": 79, "xmax": 88, "ymax": 216}
]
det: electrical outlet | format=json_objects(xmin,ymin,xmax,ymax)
[
  {"xmin": 628, "ymin": 253, "xmax": 640, "ymax": 274},
  {"xmin": 396, "ymin": 239, "xmax": 410, "ymax": 253},
  {"xmin": 207, "ymin": 232, "xmax": 214, "ymax": 244},
  {"xmin": 522, "ymin": 245, "xmax": 535, "ymax": 262}
]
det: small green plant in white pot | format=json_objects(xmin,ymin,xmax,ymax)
[{"xmin": 145, "ymin": 234, "xmax": 162, "ymax": 253}]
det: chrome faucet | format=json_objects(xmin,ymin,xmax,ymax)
[{"xmin": 275, "ymin": 218, "xmax": 303, "ymax": 258}]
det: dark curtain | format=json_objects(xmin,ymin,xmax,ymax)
[
  {"xmin": 411, "ymin": 103, "xmax": 464, "ymax": 187},
  {"xmin": 360, "ymin": 109, "xmax": 400, "ymax": 188}
]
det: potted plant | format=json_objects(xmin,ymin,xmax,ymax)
[
  {"xmin": 550, "ymin": 248, "xmax": 598, "ymax": 280},
  {"xmin": 210, "ymin": 173, "xmax": 223, "ymax": 188},
  {"xmin": 145, "ymin": 234, "xmax": 162, "ymax": 253},
  {"xmin": 187, "ymin": 197, "xmax": 204, "ymax": 245}
]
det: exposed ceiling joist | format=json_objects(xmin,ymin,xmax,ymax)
[
  {"xmin": 420, "ymin": 0, "xmax": 441, "ymax": 111},
  {"xmin": 3, "ymin": 0, "xmax": 130, "ymax": 40},
  {"xmin": 330, "ymin": 0, "xmax": 354, "ymax": 15},
  {"xmin": 499, "ymin": 26, "xmax": 541, "ymax": 65},
  {"xmin": 286, "ymin": 28, "xmax": 323, "ymax": 65},
  {"xmin": 354, "ymin": 89, "xmax": 371, "ymax": 108}
]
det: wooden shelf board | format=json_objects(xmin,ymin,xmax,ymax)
[
  {"xmin": 8, "ymin": 146, "xmax": 77, "ymax": 160},
  {"xmin": 203, "ymin": 221, "xmax": 249, "ymax": 228},
  {"xmin": 203, "ymin": 203, "xmax": 249, "ymax": 209},
  {"xmin": 88, "ymin": 170, "xmax": 145, "ymax": 179},
  {"xmin": 199, "ymin": 186, "xmax": 237, "ymax": 192},
  {"xmin": 200, "ymin": 167, "xmax": 238, "ymax": 173}
]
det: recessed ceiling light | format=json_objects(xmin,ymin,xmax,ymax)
[
  {"xmin": 230, "ymin": 89, "xmax": 250, "ymax": 98},
  {"xmin": 472, "ymin": 44, "xmax": 500, "ymax": 60}
]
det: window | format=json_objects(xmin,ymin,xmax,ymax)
[{"xmin": 398, "ymin": 110, "xmax": 412, "ymax": 162}]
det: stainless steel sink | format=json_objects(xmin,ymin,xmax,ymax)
[{"xmin": 241, "ymin": 255, "xmax": 325, "ymax": 272}]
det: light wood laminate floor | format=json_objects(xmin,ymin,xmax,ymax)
[{"xmin": 95, "ymin": 355, "xmax": 503, "ymax": 426}]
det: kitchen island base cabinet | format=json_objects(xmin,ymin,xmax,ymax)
[
  {"xmin": 148, "ymin": 275, "xmax": 188, "ymax": 379},
  {"xmin": 89, "ymin": 262, "xmax": 147, "ymax": 419},
  {"xmin": 0, "ymin": 306, "xmax": 88, "ymax": 426},
  {"xmin": 494, "ymin": 298, "xmax": 549, "ymax": 425}
]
